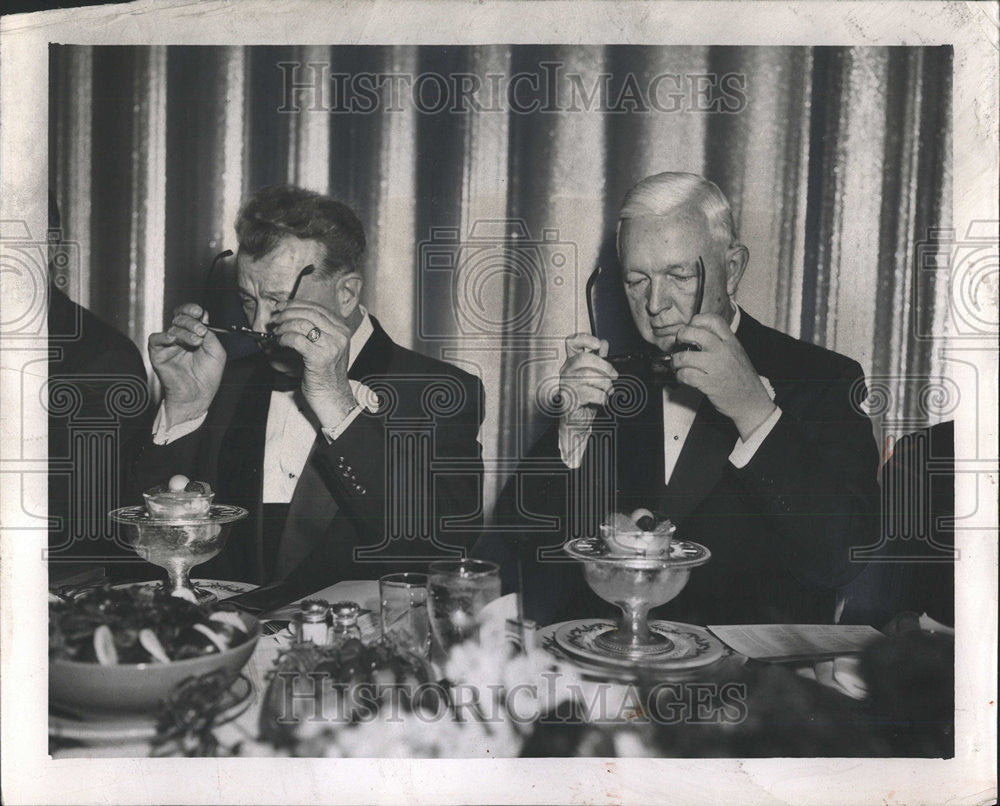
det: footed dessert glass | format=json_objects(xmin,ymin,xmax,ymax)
[
  {"xmin": 109, "ymin": 504, "xmax": 247, "ymax": 602},
  {"xmin": 565, "ymin": 536, "xmax": 710, "ymax": 657}
]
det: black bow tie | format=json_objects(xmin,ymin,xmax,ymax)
[{"xmin": 271, "ymin": 371, "xmax": 300, "ymax": 393}]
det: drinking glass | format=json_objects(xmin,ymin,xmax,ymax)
[
  {"xmin": 379, "ymin": 572, "xmax": 431, "ymax": 657},
  {"xmin": 427, "ymin": 559, "xmax": 501, "ymax": 653}
]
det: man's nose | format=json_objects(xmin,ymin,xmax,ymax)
[
  {"xmin": 646, "ymin": 276, "xmax": 675, "ymax": 317},
  {"xmin": 251, "ymin": 301, "xmax": 274, "ymax": 333}
]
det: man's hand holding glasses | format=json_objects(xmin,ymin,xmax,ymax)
[{"xmin": 148, "ymin": 302, "xmax": 227, "ymax": 430}]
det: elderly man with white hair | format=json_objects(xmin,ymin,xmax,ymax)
[{"xmin": 486, "ymin": 171, "xmax": 880, "ymax": 626}]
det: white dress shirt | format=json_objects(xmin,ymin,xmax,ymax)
[
  {"xmin": 558, "ymin": 305, "xmax": 782, "ymax": 481},
  {"xmin": 152, "ymin": 308, "xmax": 377, "ymax": 503}
]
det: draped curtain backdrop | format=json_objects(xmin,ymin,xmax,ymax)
[{"xmin": 49, "ymin": 45, "xmax": 952, "ymax": 514}]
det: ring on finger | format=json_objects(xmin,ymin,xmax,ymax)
[{"xmin": 306, "ymin": 326, "xmax": 322, "ymax": 343}]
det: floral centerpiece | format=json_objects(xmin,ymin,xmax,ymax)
[{"xmin": 236, "ymin": 613, "xmax": 590, "ymax": 757}]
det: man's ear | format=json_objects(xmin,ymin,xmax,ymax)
[
  {"xmin": 724, "ymin": 243, "xmax": 750, "ymax": 296},
  {"xmin": 335, "ymin": 271, "xmax": 364, "ymax": 318}
]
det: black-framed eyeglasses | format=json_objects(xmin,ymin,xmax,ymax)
[
  {"xmin": 202, "ymin": 249, "xmax": 316, "ymax": 343},
  {"xmin": 587, "ymin": 255, "xmax": 705, "ymax": 386}
]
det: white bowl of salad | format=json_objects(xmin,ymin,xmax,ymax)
[{"xmin": 49, "ymin": 584, "xmax": 259, "ymax": 717}]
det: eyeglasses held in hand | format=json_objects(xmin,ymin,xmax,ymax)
[
  {"xmin": 586, "ymin": 256, "xmax": 705, "ymax": 387},
  {"xmin": 202, "ymin": 249, "xmax": 316, "ymax": 342},
  {"xmin": 586, "ymin": 256, "xmax": 705, "ymax": 376}
]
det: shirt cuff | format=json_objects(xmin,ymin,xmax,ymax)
[
  {"xmin": 152, "ymin": 404, "xmax": 207, "ymax": 446},
  {"xmin": 320, "ymin": 381, "xmax": 377, "ymax": 443},
  {"xmin": 558, "ymin": 420, "xmax": 591, "ymax": 470},
  {"xmin": 728, "ymin": 406, "xmax": 782, "ymax": 468}
]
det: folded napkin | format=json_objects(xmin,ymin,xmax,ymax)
[{"xmin": 479, "ymin": 593, "xmax": 520, "ymax": 646}]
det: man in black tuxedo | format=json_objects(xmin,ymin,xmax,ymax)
[
  {"xmin": 487, "ymin": 172, "xmax": 879, "ymax": 625},
  {"xmin": 47, "ymin": 193, "xmax": 152, "ymax": 577},
  {"xmin": 48, "ymin": 285, "xmax": 151, "ymax": 570},
  {"xmin": 131, "ymin": 185, "xmax": 483, "ymax": 594}
]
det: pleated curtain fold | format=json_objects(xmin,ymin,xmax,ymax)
[{"xmin": 49, "ymin": 44, "xmax": 953, "ymax": 513}]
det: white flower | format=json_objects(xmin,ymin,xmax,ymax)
[{"xmin": 263, "ymin": 626, "xmax": 590, "ymax": 758}]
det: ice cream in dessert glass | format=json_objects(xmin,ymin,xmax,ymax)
[
  {"xmin": 111, "ymin": 475, "xmax": 246, "ymax": 603},
  {"xmin": 142, "ymin": 474, "xmax": 215, "ymax": 519},
  {"xmin": 565, "ymin": 508, "xmax": 710, "ymax": 657},
  {"xmin": 598, "ymin": 508, "xmax": 674, "ymax": 556}
]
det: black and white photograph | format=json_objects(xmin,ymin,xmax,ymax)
[{"xmin": 1, "ymin": 2, "xmax": 996, "ymax": 804}]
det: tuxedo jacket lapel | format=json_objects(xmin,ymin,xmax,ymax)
[
  {"xmin": 613, "ymin": 310, "xmax": 776, "ymax": 525},
  {"xmin": 730, "ymin": 309, "xmax": 773, "ymax": 381},
  {"xmin": 612, "ymin": 382, "xmax": 736, "ymax": 525},
  {"xmin": 657, "ymin": 396, "xmax": 739, "ymax": 524},
  {"xmin": 276, "ymin": 439, "xmax": 340, "ymax": 579},
  {"xmin": 275, "ymin": 316, "xmax": 396, "ymax": 579},
  {"xmin": 612, "ymin": 389, "xmax": 665, "ymax": 514},
  {"xmin": 348, "ymin": 315, "xmax": 394, "ymax": 382},
  {"xmin": 216, "ymin": 357, "xmax": 270, "ymax": 506},
  {"xmin": 215, "ymin": 357, "xmax": 272, "ymax": 581}
]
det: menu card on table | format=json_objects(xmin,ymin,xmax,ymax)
[{"xmin": 707, "ymin": 624, "xmax": 884, "ymax": 662}]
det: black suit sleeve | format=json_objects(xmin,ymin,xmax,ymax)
[
  {"xmin": 75, "ymin": 336, "xmax": 154, "ymax": 510},
  {"xmin": 313, "ymin": 375, "xmax": 485, "ymax": 559},
  {"xmin": 732, "ymin": 359, "xmax": 880, "ymax": 589}
]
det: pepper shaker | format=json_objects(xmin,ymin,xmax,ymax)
[
  {"xmin": 329, "ymin": 601, "xmax": 362, "ymax": 647},
  {"xmin": 293, "ymin": 598, "xmax": 331, "ymax": 645}
]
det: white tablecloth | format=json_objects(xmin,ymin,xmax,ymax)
[{"xmin": 51, "ymin": 580, "xmax": 872, "ymax": 758}]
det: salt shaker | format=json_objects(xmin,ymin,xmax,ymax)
[
  {"xmin": 329, "ymin": 601, "xmax": 362, "ymax": 647},
  {"xmin": 293, "ymin": 598, "xmax": 331, "ymax": 645}
]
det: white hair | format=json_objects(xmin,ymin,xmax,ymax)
[{"xmin": 617, "ymin": 172, "xmax": 738, "ymax": 249}]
